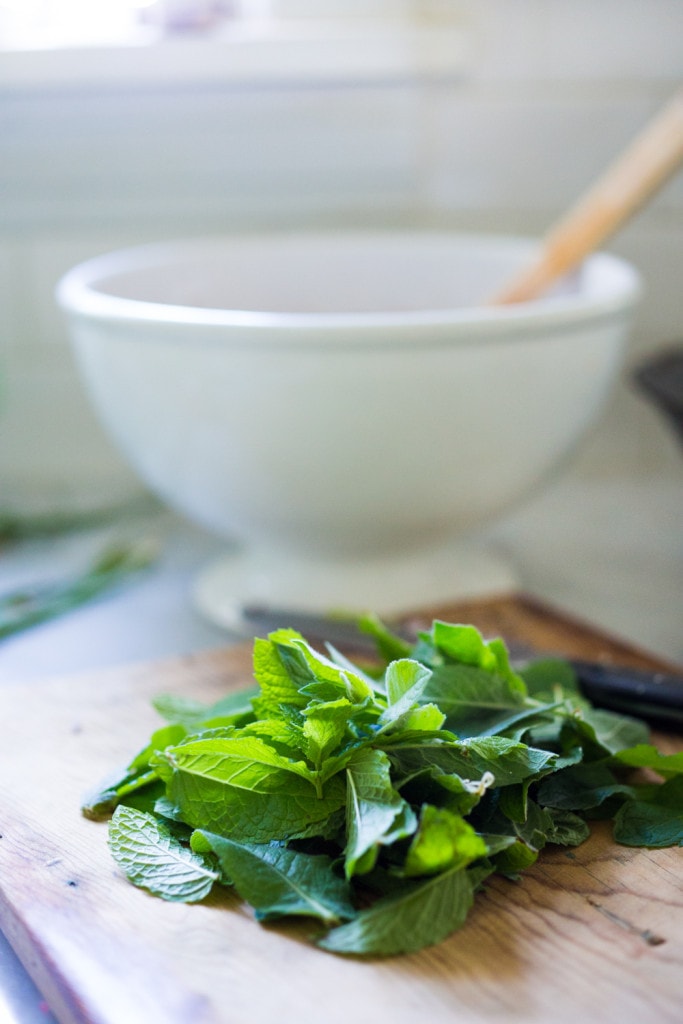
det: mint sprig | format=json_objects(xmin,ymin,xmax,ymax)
[
  {"xmin": 0, "ymin": 539, "xmax": 157, "ymax": 640},
  {"xmin": 87, "ymin": 619, "xmax": 683, "ymax": 957}
]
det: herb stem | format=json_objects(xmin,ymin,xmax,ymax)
[{"xmin": 0, "ymin": 538, "xmax": 158, "ymax": 641}]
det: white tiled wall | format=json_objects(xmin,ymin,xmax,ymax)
[
  {"xmin": 0, "ymin": 242, "xmax": 16, "ymax": 353},
  {"xmin": 0, "ymin": 82, "xmax": 423, "ymax": 512},
  {"xmin": 422, "ymin": 91, "xmax": 683, "ymax": 217},
  {"xmin": 1, "ymin": 0, "xmax": 682, "ymax": 514},
  {"xmin": 415, "ymin": 0, "xmax": 683, "ymax": 480},
  {"xmin": 2, "ymin": 86, "xmax": 420, "ymax": 231},
  {"xmin": 463, "ymin": 0, "xmax": 683, "ymax": 82}
]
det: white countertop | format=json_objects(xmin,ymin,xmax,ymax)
[{"xmin": 1, "ymin": 468, "xmax": 681, "ymax": 1022}]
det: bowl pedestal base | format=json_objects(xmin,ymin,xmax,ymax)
[{"xmin": 192, "ymin": 539, "xmax": 518, "ymax": 632}]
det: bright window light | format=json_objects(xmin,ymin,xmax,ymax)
[{"xmin": 0, "ymin": 1, "xmax": 246, "ymax": 50}]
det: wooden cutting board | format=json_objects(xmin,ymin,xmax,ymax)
[{"xmin": 1, "ymin": 594, "xmax": 682, "ymax": 1024}]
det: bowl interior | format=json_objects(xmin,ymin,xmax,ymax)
[{"xmin": 61, "ymin": 232, "xmax": 639, "ymax": 324}]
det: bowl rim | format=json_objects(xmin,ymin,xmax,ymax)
[{"xmin": 55, "ymin": 230, "xmax": 642, "ymax": 343}]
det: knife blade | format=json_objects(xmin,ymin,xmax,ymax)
[{"xmin": 237, "ymin": 603, "xmax": 683, "ymax": 730}]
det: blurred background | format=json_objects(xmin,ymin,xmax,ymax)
[{"xmin": 0, "ymin": 0, "xmax": 682, "ymax": 658}]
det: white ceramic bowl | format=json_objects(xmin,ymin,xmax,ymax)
[{"xmin": 56, "ymin": 231, "xmax": 640, "ymax": 617}]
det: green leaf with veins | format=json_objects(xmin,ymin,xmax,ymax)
[
  {"xmin": 545, "ymin": 809, "xmax": 591, "ymax": 847},
  {"xmin": 193, "ymin": 831, "xmax": 356, "ymax": 923},
  {"xmin": 108, "ymin": 805, "xmax": 219, "ymax": 902},
  {"xmin": 421, "ymin": 663, "xmax": 528, "ymax": 732},
  {"xmin": 403, "ymin": 805, "xmax": 488, "ymax": 878},
  {"xmin": 302, "ymin": 698, "xmax": 355, "ymax": 768},
  {"xmin": 493, "ymin": 838, "xmax": 539, "ymax": 877},
  {"xmin": 386, "ymin": 735, "xmax": 556, "ymax": 788},
  {"xmin": 356, "ymin": 612, "xmax": 413, "ymax": 663},
  {"xmin": 81, "ymin": 723, "xmax": 187, "ymax": 820},
  {"xmin": 428, "ymin": 621, "xmax": 526, "ymax": 693},
  {"xmin": 385, "ymin": 659, "xmax": 432, "ymax": 706},
  {"xmin": 152, "ymin": 688, "xmax": 258, "ymax": 731},
  {"xmin": 154, "ymin": 736, "xmax": 347, "ymax": 840},
  {"xmin": 319, "ymin": 863, "xmax": 481, "ymax": 956},
  {"xmin": 344, "ymin": 748, "xmax": 417, "ymax": 878},
  {"xmin": 613, "ymin": 744, "xmax": 683, "ymax": 778},
  {"xmin": 383, "ymin": 703, "xmax": 446, "ymax": 736},
  {"xmin": 537, "ymin": 761, "xmax": 636, "ymax": 811},
  {"xmin": 513, "ymin": 799, "xmax": 554, "ymax": 851},
  {"xmin": 564, "ymin": 707, "xmax": 649, "ymax": 757},
  {"xmin": 275, "ymin": 635, "xmax": 374, "ymax": 706},
  {"xmin": 519, "ymin": 658, "xmax": 580, "ymax": 698},
  {"xmin": 613, "ymin": 775, "xmax": 683, "ymax": 847},
  {"xmin": 238, "ymin": 717, "xmax": 307, "ymax": 759},
  {"xmin": 252, "ymin": 634, "xmax": 310, "ymax": 715},
  {"xmin": 398, "ymin": 765, "xmax": 495, "ymax": 817},
  {"xmin": 158, "ymin": 734, "xmax": 317, "ymax": 785},
  {"xmin": 613, "ymin": 801, "xmax": 683, "ymax": 847}
]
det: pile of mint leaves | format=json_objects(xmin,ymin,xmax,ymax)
[{"xmin": 83, "ymin": 618, "xmax": 683, "ymax": 957}]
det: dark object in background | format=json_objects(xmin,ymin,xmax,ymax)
[{"xmin": 634, "ymin": 344, "xmax": 683, "ymax": 448}]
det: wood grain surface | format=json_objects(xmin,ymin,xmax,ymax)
[{"xmin": 0, "ymin": 594, "xmax": 681, "ymax": 1024}]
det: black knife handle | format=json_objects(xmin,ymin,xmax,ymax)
[{"xmin": 570, "ymin": 659, "xmax": 683, "ymax": 729}]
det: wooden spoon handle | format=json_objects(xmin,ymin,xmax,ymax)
[{"xmin": 492, "ymin": 87, "xmax": 683, "ymax": 305}]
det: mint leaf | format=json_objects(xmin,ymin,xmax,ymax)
[
  {"xmin": 276, "ymin": 636, "xmax": 374, "ymax": 706},
  {"xmin": 399, "ymin": 622, "xmax": 534, "ymax": 737},
  {"xmin": 155, "ymin": 736, "xmax": 346, "ymax": 841},
  {"xmin": 344, "ymin": 749, "xmax": 416, "ymax": 878},
  {"xmin": 108, "ymin": 805, "xmax": 219, "ymax": 902},
  {"xmin": 356, "ymin": 612, "xmax": 413, "ymax": 662},
  {"xmin": 513, "ymin": 798, "xmax": 554, "ymax": 850},
  {"xmin": 421, "ymin": 663, "xmax": 529, "ymax": 736},
  {"xmin": 613, "ymin": 744, "xmax": 683, "ymax": 778},
  {"xmin": 252, "ymin": 634, "xmax": 310, "ymax": 715},
  {"xmin": 387, "ymin": 735, "xmax": 556, "ymax": 788},
  {"xmin": 194, "ymin": 832, "xmax": 355, "ymax": 924},
  {"xmin": 318, "ymin": 864, "xmax": 478, "ymax": 956},
  {"xmin": 537, "ymin": 762, "xmax": 635, "ymax": 811},
  {"xmin": 384, "ymin": 703, "xmax": 446, "ymax": 735},
  {"xmin": 565, "ymin": 707, "xmax": 649, "ymax": 756},
  {"xmin": 385, "ymin": 659, "xmax": 432, "ymax": 706},
  {"xmin": 613, "ymin": 802, "xmax": 683, "ymax": 847},
  {"xmin": 429, "ymin": 621, "xmax": 526, "ymax": 695},
  {"xmin": 166, "ymin": 769, "xmax": 345, "ymax": 843},
  {"xmin": 400, "ymin": 765, "xmax": 495, "ymax": 817},
  {"xmin": 81, "ymin": 723, "xmax": 187, "ymax": 820},
  {"xmin": 157, "ymin": 734, "xmax": 318, "ymax": 786},
  {"xmin": 324, "ymin": 644, "xmax": 385, "ymax": 695},
  {"xmin": 545, "ymin": 809, "xmax": 591, "ymax": 847},
  {"xmin": 491, "ymin": 839, "xmax": 539, "ymax": 877},
  {"xmin": 378, "ymin": 660, "xmax": 434, "ymax": 730},
  {"xmin": 403, "ymin": 805, "xmax": 488, "ymax": 877},
  {"xmin": 481, "ymin": 700, "xmax": 565, "ymax": 741},
  {"xmin": 152, "ymin": 688, "xmax": 257, "ymax": 730},
  {"xmin": 613, "ymin": 775, "xmax": 683, "ymax": 847},
  {"xmin": 302, "ymin": 698, "xmax": 359, "ymax": 770},
  {"xmin": 519, "ymin": 657, "xmax": 580, "ymax": 698}
]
